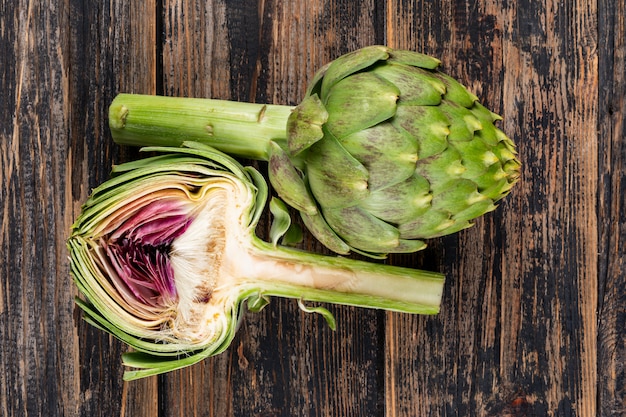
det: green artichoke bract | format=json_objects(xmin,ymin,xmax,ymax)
[
  {"xmin": 69, "ymin": 142, "xmax": 444, "ymax": 380},
  {"xmin": 109, "ymin": 45, "xmax": 520, "ymax": 257}
]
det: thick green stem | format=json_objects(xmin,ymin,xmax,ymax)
[
  {"xmin": 240, "ymin": 239, "xmax": 444, "ymax": 315},
  {"xmin": 109, "ymin": 94, "xmax": 292, "ymax": 160}
]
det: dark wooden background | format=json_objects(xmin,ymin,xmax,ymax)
[{"xmin": 1, "ymin": 0, "xmax": 624, "ymax": 416}]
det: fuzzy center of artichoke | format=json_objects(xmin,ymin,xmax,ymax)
[{"xmin": 167, "ymin": 178, "xmax": 254, "ymax": 343}]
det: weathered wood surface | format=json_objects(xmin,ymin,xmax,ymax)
[{"xmin": 1, "ymin": 0, "xmax": 624, "ymax": 416}]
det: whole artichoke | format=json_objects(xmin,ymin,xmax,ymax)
[
  {"xmin": 274, "ymin": 46, "xmax": 520, "ymax": 256},
  {"xmin": 110, "ymin": 46, "xmax": 520, "ymax": 257}
]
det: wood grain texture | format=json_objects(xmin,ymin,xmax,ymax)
[
  {"xmin": 598, "ymin": 0, "xmax": 626, "ymax": 416},
  {"xmin": 385, "ymin": 0, "xmax": 602, "ymax": 416},
  {"xmin": 158, "ymin": 2, "xmax": 387, "ymax": 415},
  {"xmin": 1, "ymin": 0, "xmax": 624, "ymax": 416},
  {"xmin": 66, "ymin": 1, "xmax": 159, "ymax": 415}
]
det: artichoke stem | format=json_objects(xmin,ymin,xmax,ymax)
[
  {"xmin": 109, "ymin": 94, "xmax": 293, "ymax": 161},
  {"xmin": 241, "ymin": 240, "xmax": 445, "ymax": 315}
]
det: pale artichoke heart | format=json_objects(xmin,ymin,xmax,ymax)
[{"xmin": 168, "ymin": 175, "xmax": 255, "ymax": 345}]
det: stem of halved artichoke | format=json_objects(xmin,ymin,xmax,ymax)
[
  {"xmin": 232, "ymin": 239, "xmax": 444, "ymax": 314},
  {"xmin": 110, "ymin": 94, "xmax": 290, "ymax": 161}
]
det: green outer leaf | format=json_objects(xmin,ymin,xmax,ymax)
[
  {"xmin": 246, "ymin": 292, "xmax": 271, "ymax": 312},
  {"xmin": 244, "ymin": 166, "xmax": 269, "ymax": 228},
  {"xmin": 340, "ymin": 123, "xmax": 417, "ymax": 191},
  {"xmin": 371, "ymin": 63, "xmax": 445, "ymax": 106},
  {"xmin": 394, "ymin": 239, "xmax": 428, "ymax": 253},
  {"xmin": 387, "ymin": 48, "xmax": 441, "ymax": 69},
  {"xmin": 428, "ymin": 179, "xmax": 487, "ymax": 213},
  {"xmin": 438, "ymin": 101, "xmax": 482, "ymax": 142},
  {"xmin": 324, "ymin": 72, "xmax": 399, "ymax": 139},
  {"xmin": 300, "ymin": 211, "xmax": 352, "ymax": 255},
  {"xmin": 434, "ymin": 72, "xmax": 479, "ymax": 108},
  {"xmin": 322, "ymin": 206, "xmax": 401, "ymax": 253},
  {"xmin": 393, "ymin": 105, "xmax": 450, "ymax": 160},
  {"xmin": 359, "ymin": 173, "xmax": 432, "ymax": 225},
  {"xmin": 306, "ymin": 131, "xmax": 369, "ymax": 209},
  {"xmin": 286, "ymin": 94, "xmax": 329, "ymax": 155},
  {"xmin": 320, "ymin": 45, "xmax": 390, "ymax": 98},
  {"xmin": 269, "ymin": 197, "xmax": 295, "ymax": 246},
  {"xmin": 414, "ymin": 147, "xmax": 466, "ymax": 191},
  {"xmin": 268, "ymin": 141, "xmax": 318, "ymax": 215}
]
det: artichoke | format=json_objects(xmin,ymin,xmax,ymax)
[
  {"xmin": 109, "ymin": 45, "xmax": 520, "ymax": 257},
  {"xmin": 68, "ymin": 142, "xmax": 444, "ymax": 380}
]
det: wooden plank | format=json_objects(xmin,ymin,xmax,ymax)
[
  {"xmin": 597, "ymin": 0, "xmax": 626, "ymax": 415},
  {"xmin": 0, "ymin": 3, "xmax": 79, "ymax": 416},
  {"xmin": 0, "ymin": 1, "xmax": 100, "ymax": 415},
  {"xmin": 385, "ymin": 0, "xmax": 601, "ymax": 415},
  {"xmin": 0, "ymin": 0, "xmax": 157, "ymax": 416},
  {"xmin": 157, "ymin": 1, "xmax": 388, "ymax": 415},
  {"xmin": 218, "ymin": 2, "xmax": 388, "ymax": 413},
  {"xmin": 65, "ymin": 1, "xmax": 159, "ymax": 416},
  {"xmin": 158, "ymin": 2, "xmax": 234, "ymax": 415}
]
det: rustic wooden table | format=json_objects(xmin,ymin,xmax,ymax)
[{"xmin": 2, "ymin": 0, "xmax": 624, "ymax": 416}]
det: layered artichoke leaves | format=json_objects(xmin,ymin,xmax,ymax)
[{"xmin": 271, "ymin": 45, "xmax": 520, "ymax": 257}]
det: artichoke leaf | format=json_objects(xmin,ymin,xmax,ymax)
[
  {"xmin": 414, "ymin": 147, "xmax": 466, "ymax": 190},
  {"xmin": 492, "ymin": 140, "xmax": 519, "ymax": 165},
  {"xmin": 429, "ymin": 179, "xmax": 489, "ymax": 213},
  {"xmin": 297, "ymin": 299, "xmax": 337, "ymax": 331},
  {"xmin": 469, "ymin": 161, "xmax": 510, "ymax": 193},
  {"xmin": 434, "ymin": 72, "xmax": 479, "ymax": 108},
  {"xmin": 323, "ymin": 206, "xmax": 402, "ymax": 253},
  {"xmin": 247, "ymin": 292, "xmax": 272, "ymax": 312},
  {"xmin": 340, "ymin": 123, "xmax": 417, "ymax": 191},
  {"xmin": 359, "ymin": 174, "xmax": 432, "ymax": 225},
  {"xmin": 394, "ymin": 239, "xmax": 428, "ymax": 253},
  {"xmin": 398, "ymin": 210, "xmax": 459, "ymax": 239},
  {"xmin": 469, "ymin": 104, "xmax": 502, "ymax": 147},
  {"xmin": 372, "ymin": 64, "xmax": 446, "ymax": 106},
  {"xmin": 387, "ymin": 49, "xmax": 441, "ymax": 70},
  {"xmin": 324, "ymin": 72, "xmax": 399, "ymax": 139},
  {"xmin": 438, "ymin": 101, "xmax": 483, "ymax": 142},
  {"xmin": 320, "ymin": 45, "xmax": 390, "ymax": 98},
  {"xmin": 306, "ymin": 131, "xmax": 369, "ymax": 209},
  {"xmin": 306, "ymin": 62, "xmax": 331, "ymax": 96},
  {"xmin": 269, "ymin": 197, "xmax": 303, "ymax": 247},
  {"xmin": 300, "ymin": 211, "xmax": 351, "ymax": 255},
  {"xmin": 471, "ymin": 101, "xmax": 503, "ymax": 123},
  {"xmin": 393, "ymin": 105, "xmax": 450, "ymax": 159},
  {"xmin": 451, "ymin": 138, "xmax": 497, "ymax": 180},
  {"xmin": 287, "ymin": 94, "xmax": 329, "ymax": 155},
  {"xmin": 452, "ymin": 199, "xmax": 497, "ymax": 222},
  {"xmin": 476, "ymin": 165, "xmax": 515, "ymax": 200},
  {"xmin": 243, "ymin": 166, "xmax": 270, "ymax": 227},
  {"xmin": 268, "ymin": 141, "xmax": 318, "ymax": 215}
]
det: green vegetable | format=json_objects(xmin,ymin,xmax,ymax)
[
  {"xmin": 68, "ymin": 142, "xmax": 444, "ymax": 380},
  {"xmin": 109, "ymin": 45, "xmax": 520, "ymax": 257}
]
